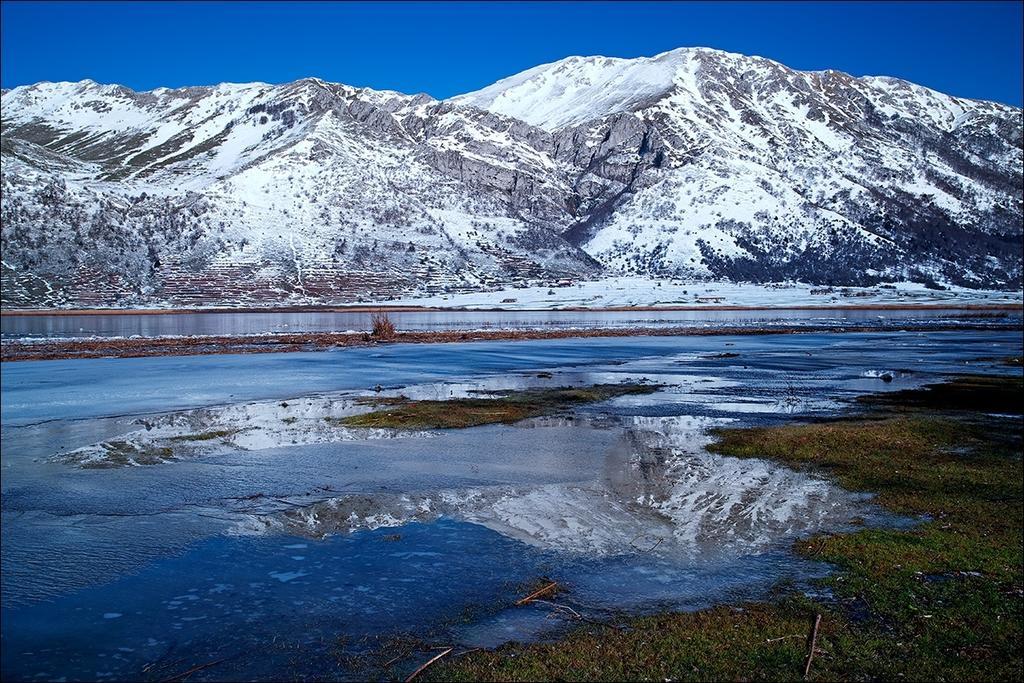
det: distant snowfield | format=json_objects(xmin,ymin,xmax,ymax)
[{"xmin": 368, "ymin": 277, "xmax": 1024, "ymax": 310}]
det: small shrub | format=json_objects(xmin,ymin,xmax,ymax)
[{"xmin": 371, "ymin": 311, "xmax": 396, "ymax": 340}]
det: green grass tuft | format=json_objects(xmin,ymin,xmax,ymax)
[
  {"xmin": 168, "ymin": 429, "xmax": 238, "ymax": 442},
  {"xmin": 337, "ymin": 384, "xmax": 660, "ymax": 430}
]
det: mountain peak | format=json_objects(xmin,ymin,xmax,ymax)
[
  {"xmin": 447, "ymin": 46, "xmax": 788, "ymax": 131},
  {"xmin": 449, "ymin": 46, "xmax": 1019, "ymax": 132},
  {"xmin": 448, "ymin": 49, "xmax": 695, "ymax": 130}
]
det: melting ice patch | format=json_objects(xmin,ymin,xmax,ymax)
[
  {"xmin": 860, "ymin": 369, "xmax": 916, "ymax": 381},
  {"xmin": 53, "ymin": 392, "xmax": 436, "ymax": 467},
  {"xmin": 49, "ymin": 370, "xmax": 678, "ymax": 468}
]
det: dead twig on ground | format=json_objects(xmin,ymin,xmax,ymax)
[
  {"xmin": 382, "ymin": 649, "xmax": 413, "ymax": 671},
  {"xmin": 515, "ymin": 581, "xmax": 558, "ymax": 605},
  {"xmin": 531, "ymin": 599, "xmax": 625, "ymax": 630},
  {"xmin": 404, "ymin": 647, "xmax": 453, "ymax": 682},
  {"xmin": 803, "ymin": 613, "xmax": 822, "ymax": 679},
  {"xmin": 533, "ymin": 598, "xmax": 584, "ymax": 620}
]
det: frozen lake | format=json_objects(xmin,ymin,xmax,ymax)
[
  {"xmin": 1, "ymin": 331, "xmax": 1021, "ymax": 680},
  {"xmin": 2, "ymin": 306, "xmax": 1021, "ymax": 341}
]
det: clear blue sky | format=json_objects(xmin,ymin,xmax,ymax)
[{"xmin": 2, "ymin": 1, "xmax": 1021, "ymax": 106}]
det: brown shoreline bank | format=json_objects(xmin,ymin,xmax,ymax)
[
  {"xmin": 1, "ymin": 302, "xmax": 1021, "ymax": 316},
  {"xmin": 2, "ymin": 323, "xmax": 1021, "ymax": 362}
]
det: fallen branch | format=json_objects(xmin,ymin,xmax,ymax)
[
  {"xmin": 515, "ymin": 581, "xmax": 558, "ymax": 605},
  {"xmin": 404, "ymin": 647, "xmax": 453, "ymax": 682},
  {"xmin": 803, "ymin": 613, "xmax": 822, "ymax": 679},
  {"xmin": 383, "ymin": 651, "xmax": 409, "ymax": 670},
  {"xmin": 765, "ymin": 634, "xmax": 803, "ymax": 644}
]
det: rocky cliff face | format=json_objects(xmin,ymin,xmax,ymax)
[
  {"xmin": 456, "ymin": 48, "xmax": 1022, "ymax": 288},
  {"xmin": 2, "ymin": 47, "xmax": 1020, "ymax": 307}
]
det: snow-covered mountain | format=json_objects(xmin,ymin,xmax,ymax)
[
  {"xmin": 0, "ymin": 78, "xmax": 600, "ymax": 307},
  {"xmin": 2, "ymin": 47, "xmax": 1021, "ymax": 307},
  {"xmin": 456, "ymin": 48, "xmax": 1022, "ymax": 287}
]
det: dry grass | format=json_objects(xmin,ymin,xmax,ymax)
[
  {"xmin": 337, "ymin": 384, "xmax": 660, "ymax": 430},
  {"xmin": 371, "ymin": 311, "xmax": 396, "ymax": 340}
]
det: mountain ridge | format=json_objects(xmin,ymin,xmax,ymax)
[
  {"xmin": 2, "ymin": 47, "xmax": 1021, "ymax": 308},
  {"xmin": 452, "ymin": 47, "xmax": 1021, "ymax": 123},
  {"xmin": 17, "ymin": 44, "xmax": 1017, "ymax": 110}
]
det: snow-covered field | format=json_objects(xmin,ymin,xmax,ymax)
[{"xmin": 373, "ymin": 277, "xmax": 1023, "ymax": 310}]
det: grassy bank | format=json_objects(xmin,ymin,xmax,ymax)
[
  {"xmin": 338, "ymin": 384, "xmax": 660, "ymax": 429},
  {"xmin": 431, "ymin": 375, "xmax": 1023, "ymax": 681}
]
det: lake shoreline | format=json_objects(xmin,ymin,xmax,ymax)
[
  {"xmin": 3, "ymin": 322, "xmax": 1022, "ymax": 362},
  {"xmin": 1, "ymin": 302, "xmax": 1021, "ymax": 316}
]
